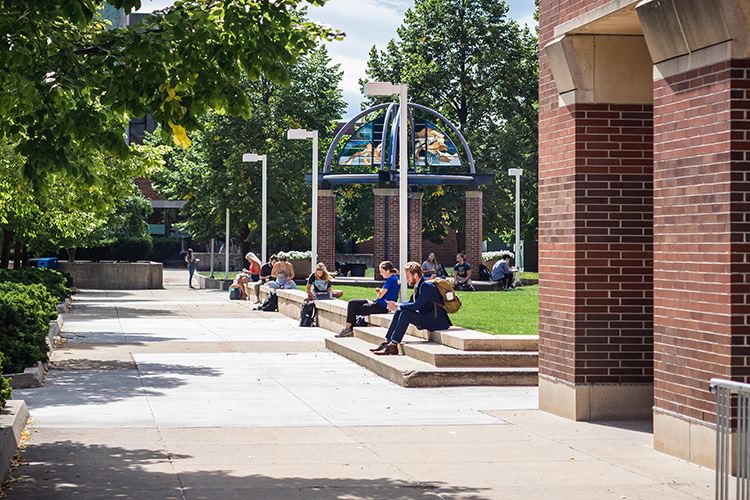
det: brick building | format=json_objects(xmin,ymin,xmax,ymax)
[{"xmin": 539, "ymin": 0, "xmax": 750, "ymax": 467}]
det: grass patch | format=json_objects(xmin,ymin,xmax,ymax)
[{"xmin": 331, "ymin": 284, "xmax": 538, "ymax": 336}]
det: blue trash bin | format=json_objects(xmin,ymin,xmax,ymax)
[{"xmin": 37, "ymin": 257, "xmax": 58, "ymax": 270}]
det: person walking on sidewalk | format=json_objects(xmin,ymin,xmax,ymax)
[
  {"xmin": 372, "ymin": 261, "xmax": 452, "ymax": 355},
  {"xmin": 185, "ymin": 248, "xmax": 199, "ymax": 288},
  {"xmin": 336, "ymin": 261, "xmax": 399, "ymax": 338}
]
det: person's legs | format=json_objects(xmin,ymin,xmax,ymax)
[
  {"xmin": 254, "ymin": 281, "xmax": 262, "ymax": 301},
  {"xmin": 503, "ymin": 272, "xmax": 513, "ymax": 289},
  {"xmin": 387, "ymin": 309, "xmax": 424, "ymax": 344},
  {"xmin": 346, "ymin": 299, "xmax": 368, "ymax": 326},
  {"xmin": 188, "ymin": 267, "xmax": 195, "ymax": 287}
]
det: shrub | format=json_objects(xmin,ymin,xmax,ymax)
[
  {"xmin": 0, "ymin": 267, "xmax": 75, "ymax": 303},
  {"xmin": 0, "ymin": 290, "xmax": 50, "ymax": 374},
  {"xmin": 111, "ymin": 236, "xmax": 153, "ymax": 262},
  {"xmin": 0, "ymin": 359, "xmax": 11, "ymax": 408},
  {"xmin": 0, "ymin": 282, "xmax": 57, "ymax": 323},
  {"xmin": 150, "ymin": 237, "xmax": 183, "ymax": 261}
]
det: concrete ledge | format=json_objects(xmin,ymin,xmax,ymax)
[
  {"xmin": 539, "ymin": 374, "xmax": 653, "ymax": 420},
  {"xmin": 59, "ymin": 261, "xmax": 163, "ymax": 289},
  {"xmin": 653, "ymin": 408, "xmax": 719, "ymax": 470},
  {"xmin": 0, "ymin": 400, "xmax": 29, "ymax": 482},
  {"xmin": 5, "ymin": 362, "xmax": 45, "ymax": 390}
]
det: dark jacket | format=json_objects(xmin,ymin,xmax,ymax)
[{"xmin": 399, "ymin": 276, "xmax": 452, "ymax": 331}]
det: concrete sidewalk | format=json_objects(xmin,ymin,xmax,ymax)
[{"xmin": 4, "ymin": 269, "xmax": 713, "ymax": 499}]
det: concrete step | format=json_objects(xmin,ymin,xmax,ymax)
[
  {"xmin": 365, "ymin": 314, "xmax": 538, "ymax": 351},
  {"xmin": 352, "ymin": 326, "xmax": 538, "ymax": 368},
  {"xmin": 325, "ymin": 336, "xmax": 539, "ymax": 388}
]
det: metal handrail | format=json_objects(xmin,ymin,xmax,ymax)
[{"xmin": 710, "ymin": 378, "xmax": 750, "ymax": 500}]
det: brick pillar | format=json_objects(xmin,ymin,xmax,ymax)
[
  {"xmin": 650, "ymin": 60, "xmax": 750, "ymax": 466},
  {"xmin": 409, "ymin": 191, "xmax": 423, "ymax": 264},
  {"xmin": 373, "ymin": 188, "xmax": 399, "ymax": 279},
  {"xmin": 464, "ymin": 191, "xmax": 483, "ymax": 272},
  {"xmin": 317, "ymin": 190, "xmax": 336, "ymax": 272}
]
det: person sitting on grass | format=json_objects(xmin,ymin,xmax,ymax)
[
  {"xmin": 305, "ymin": 263, "xmax": 344, "ymax": 303},
  {"xmin": 371, "ymin": 261, "xmax": 452, "ymax": 356},
  {"xmin": 491, "ymin": 254, "xmax": 518, "ymax": 291},
  {"xmin": 336, "ymin": 261, "xmax": 399, "ymax": 338},
  {"xmin": 452, "ymin": 252, "xmax": 474, "ymax": 291}
]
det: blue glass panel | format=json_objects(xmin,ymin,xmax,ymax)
[
  {"xmin": 413, "ymin": 118, "xmax": 461, "ymax": 167},
  {"xmin": 338, "ymin": 117, "xmax": 386, "ymax": 167}
]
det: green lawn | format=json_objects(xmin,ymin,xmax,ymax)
[{"xmin": 331, "ymin": 284, "xmax": 539, "ymax": 336}]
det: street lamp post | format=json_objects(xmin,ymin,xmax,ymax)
[
  {"xmin": 225, "ymin": 207, "xmax": 230, "ymax": 281},
  {"xmin": 364, "ymin": 82, "xmax": 408, "ymax": 301},
  {"xmin": 287, "ymin": 129, "xmax": 319, "ymax": 271},
  {"xmin": 508, "ymin": 168, "xmax": 523, "ymax": 286},
  {"xmin": 242, "ymin": 153, "xmax": 268, "ymax": 264}
]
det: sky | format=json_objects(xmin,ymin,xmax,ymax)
[{"xmin": 136, "ymin": 0, "xmax": 537, "ymax": 120}]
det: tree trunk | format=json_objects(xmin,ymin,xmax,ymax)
[
  {"xmin": 0, "ymin": 229, "xmax": 13, "ymax": 269},
  {"xmin": 21, "ymin": 244, "xmax": 29, "ymax": 268},
  {"xmin": 13, "ymin": 240, "xmax": 21, "ymax": 269},
  {"xmin": 240, "ymin": 225, "xmax": 251, "ymax": 258},
  {"xmin": 66, "ymin": 248, "xmax": 77, "ymax": 262}
]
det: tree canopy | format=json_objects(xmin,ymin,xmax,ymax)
[
  {"xmin": 0, "ymin": 0, "xmax": 342, "ymax": 190},
  {"xmin": 149, "ymin": 46, "xmax": 345, "ymax": 254},
  {"xmin": 361, "ymin": 0, "xmax": 538, "ymax": 243}
]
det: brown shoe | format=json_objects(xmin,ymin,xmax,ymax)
[
  {"xmin": 374, "ymin": 344, "xmax": 399, "ymax": 356},
  {"xmin": 369, "ymin": 342, "xmax": 388, "ymax": 352}
]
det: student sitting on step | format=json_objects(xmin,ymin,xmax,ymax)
[
  {"xmin": 372, "ymin": 261, "xmax": 452, "ymax": 355},
  {"xmin": 336, "ymin": 261, "xmax": 399, "ymax": 337}
]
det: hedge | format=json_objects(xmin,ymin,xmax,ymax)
[
  {"xmin": 0, "ymin": 267, "xmax": 74, "ymax": 303},
  {"xmin": 0, "ymin": 289, "xmax": 50, "ymax": 374},
  {"xmin": 0, "ymin": 359, "xmax": 11, "ymax": 408}
]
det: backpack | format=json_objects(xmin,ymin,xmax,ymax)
[
  {"xmin": 428, "ymin": 278, "xmax": 461, "ymax": 314},
  {"xmin": 478, "ymin": 264, "xmax": 491, "ymax": 281},
  {"xmin": 300, "ymin": 301, "xmax": 317, "ymax": 327},
  {"xmin": 257, "ymin": 292, "xmax": 278, "ymax": 312},
  {"xmin": 229, "ymin": 285, "xmax": 243, "ymax": 300},
  {"xmin": 354, "ymin": 315, "xmax": 367, "ymax": 327}
]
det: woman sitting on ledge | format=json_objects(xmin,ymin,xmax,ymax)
[
  {"xmin": 305, "ymin": 263, "xmax": 343, "ymax": 303},
  {"xmin": 268, "ymin": 254, "xmax": 297, "ymax": 290},
  {"xmin": 336, "ymin": 261, "xmax": 399, "ymax": 338}
]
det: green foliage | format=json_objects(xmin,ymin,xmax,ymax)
[
  {"xmin": 0, "ymin": 282, "xmax": 58, "ymax": 324},
  {"xmin": 111, "ymin": 237, "xmax": 154, "ymax": 262},
  {"xmin": 0, "ymin": 359, "xmax": 11, "ymax": 408},
  {"xmin": 150, "ymin": 237, "xmax": 183, "ymax": 261},
  {"xmin": 150, "ymin": 46, "xmax": 346, "ymax": 252},
  {"xmin": 361, "ymin": 0, "xmax": 538, "ymax": 242},
  {"xmin": 0, "ymin": 289, "xmax": 51, "ymax": 374},
  {"xmin": 0, "ymin": 268, "xmax": 75, "ymax": 303},
  {"xmin": 0, "ymin": 0, "xmax": 343, "ymax": 191}
]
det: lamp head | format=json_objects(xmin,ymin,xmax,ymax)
[
  {"xmin": 243, "ymin": 153, "xmax": 264, "ymax": 162},
  {"xmin": 364, "ymin": 81, "xmax": 401, "ymax": 96},
  {"xmin": 508, "ymin": 168, "xmax": 523, "ymax": 176},
  {"xmin": 287, "ymin": 128, "xmax": 311, "ymax": 140}
]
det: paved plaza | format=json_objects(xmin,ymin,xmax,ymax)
[{"xmin": 3, "ymin": 270, "xmax": 714, "ymax": 499}]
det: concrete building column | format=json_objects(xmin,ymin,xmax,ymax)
[
  {"xmin": 464, "ymin": 191, "xmax": 483, "ymax": 272},
  {"xmin": 317, "ymin": 190, "xmax": 336, "ymax": 272}
]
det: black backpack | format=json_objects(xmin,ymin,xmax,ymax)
[
  {"xmin": 478, "ymin": 264, "xmax": 491, "ymax": 281},
  {"xmin": 299, "ymin": 302, "xmax": 317, "ymax": 327},
  {"xmin": 257, "ymin": 292, "xmax": 278, "ymax": 312}
]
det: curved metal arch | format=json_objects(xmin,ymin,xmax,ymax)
[
  {"xmin": 408, "ymin": 103, "xmax": 476, "ymax": 174},
  {"xmin": 325, "ymin": 101, "xmax": 476, "ymax": 175},
  {"xmin": 379, "ymin": 102, "xmax": 397, "ymax": 171},
  {"xmin": 323, "ymin": 103, "xmax": 390, "ymax": 174}
]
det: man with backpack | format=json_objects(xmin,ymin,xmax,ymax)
[{"xmin": 372, "ymin": 261, "xmax": 453, "ymax": 356}]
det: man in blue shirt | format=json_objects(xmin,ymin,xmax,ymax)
[
  {"xmin": 372, "ymin": 262, "xmax": 452, "ymax": 355},
  {"xmin": 491, "ymin": 254, "xmax": 517, "ymax": 290}
]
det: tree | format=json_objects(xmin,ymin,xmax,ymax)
[
  {"xmin": 0, "ymin": 0, "xmax": 342, "ymax": 191},
  {"xmin": 361, "ymin": 0, "xmax": 538, "ymax": 243},
  {"xmin": 149, "ymin": 46, "xmax": 345, "ymax": 255}
]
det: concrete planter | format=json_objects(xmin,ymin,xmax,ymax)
[
  {"xmin": 59, "ymin": 261, "xmax": 163, "ymax": 289},
  {"xmin": 288, "ymin": 259, "xmax": 311, "ymax": 279},
  {"xmin": 0, "ymin": 400, "xmax": 29, "ymax": 482}
]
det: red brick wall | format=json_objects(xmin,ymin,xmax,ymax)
[
  {"xmin": 317, "ymin": 191, "xmax": 336, "ymax": 271},
  {"xmin": 409, "ymin": 194, "xmax": 423, "ymax": 264},
  {"xmin": 539, "ymin": 0, "xmax": 654, "ymax": 385},
  {"xmin": 653, "ymin": 60, "xmax": 750, "ymax": 422},
  {"xmin": 465, "ymin": 192, "xmax": 483, "ymax": 274}
]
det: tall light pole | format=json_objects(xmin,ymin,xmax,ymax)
[
  {"xmin": 225, "ymin": 207, "xmax": 230, "ymax": 281},
  {"xmin": 508, "ymin": 168, "xmax": 523, "ymax": 285},
  {"xmin": 364, "ymin": 82, "xmax": 408, "ymax": 300},
  {"xmin": 287, "ymin": 128, "xmax": 318, "ymax": 271},
  {"xmin": 243, "ymin": 153, "xmax": 267, "ymax": 264}
]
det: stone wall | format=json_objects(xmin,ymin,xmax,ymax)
[{"xmin": 59, "ymin": 261, "xmax": 163, "ymax": 289}]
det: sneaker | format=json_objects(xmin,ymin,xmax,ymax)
[
  {"xmin": 336, "ymin": 328, "xmax": 353, "ymax": 338},
  {"xmin": 505, "ymin": 287, "xmax": 515, "ymax": 291},
  {"xmin": 253, "ymin": 299, "xmax": 260, "ymax": 304}
]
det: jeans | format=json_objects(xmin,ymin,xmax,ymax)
[
  {"xmin": 345, "ymin": 299, "xmax": 388, "ymax": 325},
  {"xmin": 385, "ymin": 309, "xmax": 425, "ymax": 344},
  {"xmin": 188, "ymin": 265, "xmax": 196, "ymax": 286}
]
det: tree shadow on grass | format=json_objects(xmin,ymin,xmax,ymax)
[{"xmin": 4, "ymin": 441, "xmax": 495, "ymax": 500}]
